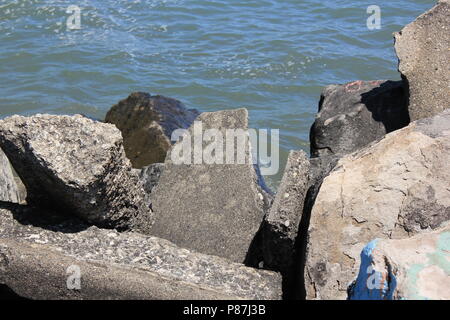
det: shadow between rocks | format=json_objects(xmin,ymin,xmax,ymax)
[
  {"xmin": 289, "ymin": 184, "xmax": 316, "ymax": 300},
  {"xmin": 361, "ymin": 80, "xmax": 410, "ymax": 133},
  {"xmin": 244, "ymin": 220, "xmax": 265, "ymax": 269},
  {"xmin": 0, "ymin": 201, "xmax": 90, "ymax": 233},
  {"xmin": 0, "ymin": 284, "xmax": 28, "ymax": 300}
]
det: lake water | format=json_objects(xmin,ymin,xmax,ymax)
[{"xmin": 0, "ymin": 0, "xmax": 435, "ymax": 188}]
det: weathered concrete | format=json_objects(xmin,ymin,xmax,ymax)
[
  {"xmin": 139, "ymin": 163, "xmax": 164, "ymax": 195},
  {"xmin": 394, "ymin": 0, "xmax": 450, "ymax": 121},
  {"xmin": 0, "ymin": 114, "xmax": 151, "ymax": 230},
  {"xmin": 0, "ymin": 204, "xmax": 281, "ymax": 300},
  {"xmin": 263, "ymin": 150, "xmax": 310, "ymax": 282},
  {"xmin": 105, "ymin": 92, "xmax": 199, "ymax": 168},
  {"xmin": 348, "ymin": 224, "xmax": 450, "ymax": 300},
  {"xmin": 0, "ymin": 149, "xmax": 23, "ymax": 204},
  {"xmin": 149, "ymin": 109, "xmax": 271, "ymax": 264},
  {"xmin": 305, "ymin": 109, "xmax": 450, "ymax": 300},
  {"xmin": 310, "ymin": 80, "xmax": 409, "ymax": 161}
]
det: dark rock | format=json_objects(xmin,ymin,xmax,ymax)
[
  {"xmin": 149, "ymin": 109, "xmax": 271, "ymax": 264},
  {"xmin": 105, "ymin": 92, "xmax": 199, "ymax": 168},
  {"xmin": 394, "ymin": 0, "xmax": 450, "ymax": 121},
  {"xmin": 0, "ymin": 204, "xmax": 282, "ymax": 300},
  {"xmin": 0, "ymin": 114, "xmax": 151, "ymax": 230},
  {"xmin": 310, "ymin": 80, "xmax": 409, "ymax": 160}
]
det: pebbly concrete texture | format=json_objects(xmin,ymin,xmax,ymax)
[
  {"xmin": 0, "ymin": 114, "xmax": 151, "ymax": 230},
  {"xmin": 304, "ymin": 109, "xmax": 450, "ymax": 300},
  {"xmin": 105, "ymin": 92, "xmax": 199, "ymax": 168},
  {"xmin": 138, "ymin": 163, "xmax": 165, "ymax": 195},
  {"xmin": 149, "ymin": 108, "xmax": 272, "ymax": 264},
  {"xmin": 394, "ymin": 0, "xmax": 450, "ymax": 121},
  {"xmin": 348, "ymin": 224, "xmax": 450, "ymax": 300},
  {"xmin": 0, "ymin": 203, "xmax": 282, "ymax": 300}
]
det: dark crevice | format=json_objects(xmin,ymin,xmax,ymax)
[
  {"xmin": 360, "ymin": 79, "xmax": 410, "ymax": 133},
  {"xmin": 0, "ymin": 201, "xmax": 91, "ymax": 234},
  {"xmin": 0, "ymin": 284, "xmax": 29, "ymax": 300},
  {"xmin": 290, "ymin": 182, "xmax": 320, "ymax": 299}
]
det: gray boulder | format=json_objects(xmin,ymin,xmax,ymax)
[
  {"xmin": 0, "ymin": 114, "xmax": 151, "ymax": 230},
  {"xmin": 305, "ymin": 109, "xmax": 450, "ymax": 299},
  {"xmin": 310, "ymin": 79, "xmax": 409, "ymax": 161},
  {"xmin": 0, "ymin": 204, "xmax": 282, "ymax": 300},
  {"xmin": 105, "ymin": 92, "xmax": 199, "ymax": 168},
  {"xmin": 262, "ymin": 150, "xmax": 310, "ymax": 289},
  {"xmin": 394, "ymin": 0, "xmax": 450, "ymax": 121},
  {"xmin": 149, "ymin": 108, "xmax": 271, "ymax": 264},
  {"xmin": 348, "ymin": 223, "xmax": 450, "ymax": 300},
  {"xmin": 0, "ymin": 149, "xmax": 24, "ymax": 203}
]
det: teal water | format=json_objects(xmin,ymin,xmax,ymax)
[{"xmin": 0, "ymin": 0, "xmax": 436, "ymax": 188}]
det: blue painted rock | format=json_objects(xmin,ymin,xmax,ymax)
[{"xmin": 348, "ymin": 224, "xmax": 450, "ymax": 300}]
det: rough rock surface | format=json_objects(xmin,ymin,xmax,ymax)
[
  {"xmin": 149, "ymin": 109, "xmax": 271, "ymax": 264},
  {"xmin": 263, "ymin": 150, "xmax": 310, "ymax": 286},
  {"xmin": 0, "ymin": 149, "xmax": 22, "ymax": 203},
  {"xmin": 310, "ymin": 79, "xmax": 409, "ymax": 161},
  {"xmin": 305, "ymin": 109, "xmax": 450, "ymax": 300},
  {"xmin": 105, "ymin": 92, "xmax": 199, "ymax": 168},
  {"xmin": 0, "ymin": 204, "xmax": 282, "ymax": 300},
  {"xmin": 394, "ymin": 0, "xmax": 450, "ymax": 121},
  {"xmin": 0, "ymin": 114, "xmax": 151, "ymax": 230},
  {"xmin": 139, "ymin": 163, "xmax": 164, "ymax": 195},
  {"xmin": 348, "ymin": 224, "xmax": 450, "ymax": 300}
]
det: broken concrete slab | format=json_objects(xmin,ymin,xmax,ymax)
[
  {"xmin": 0, "ymin": 114, "xmax": 151, "ymax": 230},
  {"xmin": 0, "ymin": 204, "xmax": 282, "ymax": 300},
  {"xmin": 394, "ymin": 0, "xmax": 450, "ymax": 121},
  {"xmin": 263, "ymin": 150, "xmax": 310, "ymax": 283},
  {"xmin": 304, "ymin": 109, "xmax": 450, "ymax": 300},
  {"xmin": 149, "ymin": 108, "xmax": 271, "ymax": 264},
  {"xmin": 105, "ymin": 92, "xmax": 199, "ymax": 168},
  {"xmin": 348, "ymin": 223, "xmax": 450, "ymax": 300},
  {"xmin": 0, "ymin": 149, "xmax": 23, "ymax": 204}
]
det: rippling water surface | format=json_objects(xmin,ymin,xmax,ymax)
[{"xmin": 0, "ymin": 0, "xmax": 435, "ymax": 188}]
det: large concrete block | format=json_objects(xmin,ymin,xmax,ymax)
[
  {"xmin": 394, "ymin": 0, "xmax": 450, "ymax": 121},
  {"xmin": 0, "ymin": 204, "xmax": 281, "ymax": 300},
  {"xmin": 0, "ymin": 114, "xmax": 151, "ymax": 230},
  {"xmin": 149, "ymin": 109, "xmax": 271, "ymax": 264}
]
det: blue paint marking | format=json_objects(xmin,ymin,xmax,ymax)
[{"xmin": 348, "ymin": 239, "xmax": 397, "ymax": 300}]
